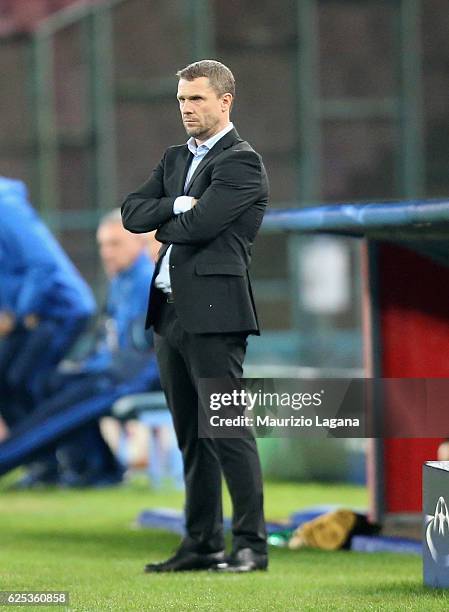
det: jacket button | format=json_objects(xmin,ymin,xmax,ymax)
[
  {"xmin": 209, "ymin": 304, "xmax": 212, "ymax": 308},
  {"xmin": 171, "ymin": 265, "xmax": 175, "ymax": 269}
]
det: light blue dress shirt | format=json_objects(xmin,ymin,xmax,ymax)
[{"xmin": 155, "ymin": 122, "xmax": 234, "ymax": 293}]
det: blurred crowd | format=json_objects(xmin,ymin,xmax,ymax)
[
  {"xmin": 0, "ymin": 0, "xmax": 74, "ymax": 36},
  {"xmin": 0, "ymin": 176, "xmax": 161, "ymax": 488}
]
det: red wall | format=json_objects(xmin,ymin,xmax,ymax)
[{"xmin": 378, "ymin": 242, "xmax": 448, "ymax": 513}]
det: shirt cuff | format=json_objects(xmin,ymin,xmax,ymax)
[{"xmin": 173, "ymin": 196, "xmax": 194, "ymax": 215}]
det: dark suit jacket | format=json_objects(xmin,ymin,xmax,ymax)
[{"xmin": 121, "ymin": 128, "xmax": 269, "ymax": 334}]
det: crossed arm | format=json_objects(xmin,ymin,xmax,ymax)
[
  {"xmin": 122, "ymin": 150, "xmax": 262, "ymax": 244},
  {"xmin": 121, "ymin": 152, "xmax": 177, "ymax": 233}
]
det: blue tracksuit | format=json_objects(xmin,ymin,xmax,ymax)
[
  {"xmin": 82, "ymin": 252, "xmax": 155, "ymax": 375},
  {"xmin": 0, "ymin": 177, "xmax": 95, "ymax": 422},
  {"xmin": 0, "ymin": 252, "xmax": 161, "ymax": 482},
  {"xmin": 0, "ymin": 176, "xmax": 94, "ymax": 323}
]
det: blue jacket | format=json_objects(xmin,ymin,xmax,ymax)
[
  {"xmin": 84, "ymin": 252, "xmax": 155, "ymax": 373},
  {"xmin": 0, "ymin": 177, "xmax": 95, "ymax": 321}
]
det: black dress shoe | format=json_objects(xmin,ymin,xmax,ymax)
[
  {"xmin": 144, "ymin": 549, "xmax": 226, "ymax": 573},
  {"xmin": 212, "ymin": 548, "xmax": 268, "ymax": 573}
]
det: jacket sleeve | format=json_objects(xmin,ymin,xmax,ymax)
[
  {"xmin": 121, "ymin": 152, "xmax": 177, "ymax": 233},
  {"xmin": 155, "ymin": 150, "xmax": 262, "ymax": 245}
]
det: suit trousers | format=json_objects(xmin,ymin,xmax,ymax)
[{"xmin": 153, "ymin": 298, "xmax": 267, "ymax": 555}]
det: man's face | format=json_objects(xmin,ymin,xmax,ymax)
[
  {"xmin": 97, "ymin": 222, "xmax": 144, "ymax": 277},
  {"xmin": 177, "ymin": 77, "xmax": 231, "ymax": 143}
]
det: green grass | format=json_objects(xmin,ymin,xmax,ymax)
[{"xmin": 0, "ymin": 475, "xmax": 447, "ymax": 611}]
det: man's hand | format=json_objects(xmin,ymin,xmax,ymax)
[
  {"xmin": 191, "ymin": 198, "xmax": 198, "ymax": 207},
  {"xmin": 0, "ymin": 311, "xmax": 16, "ymax": 336},
  {"xmin": 155, "ymin": 149, "xmax": 264, "ymax": 245}
]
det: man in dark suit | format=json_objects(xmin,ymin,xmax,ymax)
[{"xmin": 122, "ymin": 60, "xmax": 268, "ymax": 573}]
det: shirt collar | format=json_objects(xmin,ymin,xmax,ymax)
[{"xmin": 187, "ymin": 122, "xmax": 234, "ymax": 155}]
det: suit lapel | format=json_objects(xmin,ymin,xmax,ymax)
[
  {"xmin": 185, "ymin": 128, "xmax": 242, "ymax": 195},
  {"xmin": 177, "ymin": 146, "xmax": 193, "ymax": 195}
]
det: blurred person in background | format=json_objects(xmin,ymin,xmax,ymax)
[
  {"xmin": 0, "ymin": 209, "xmax": 161, "ymax": 487},
  {"xmin": 146, "ymin": 230, "xmax": 161, "ymax": 262},
  {"xmin": 0, "ymin": 175, "xmax": 95, "ymax": 485}
]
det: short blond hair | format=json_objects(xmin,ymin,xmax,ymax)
[{"xmin": 176, "ymin": 60, "xmax": 235, "ymax": 99}]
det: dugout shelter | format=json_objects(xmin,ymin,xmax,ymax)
[{"xmin": 264, "ymin": 200, "xmax": 449, "ymax": 522}]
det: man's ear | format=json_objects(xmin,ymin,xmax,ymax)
[{"xmin": 221, "ymin": 93, "xmax": 233, "ymax": 112}]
